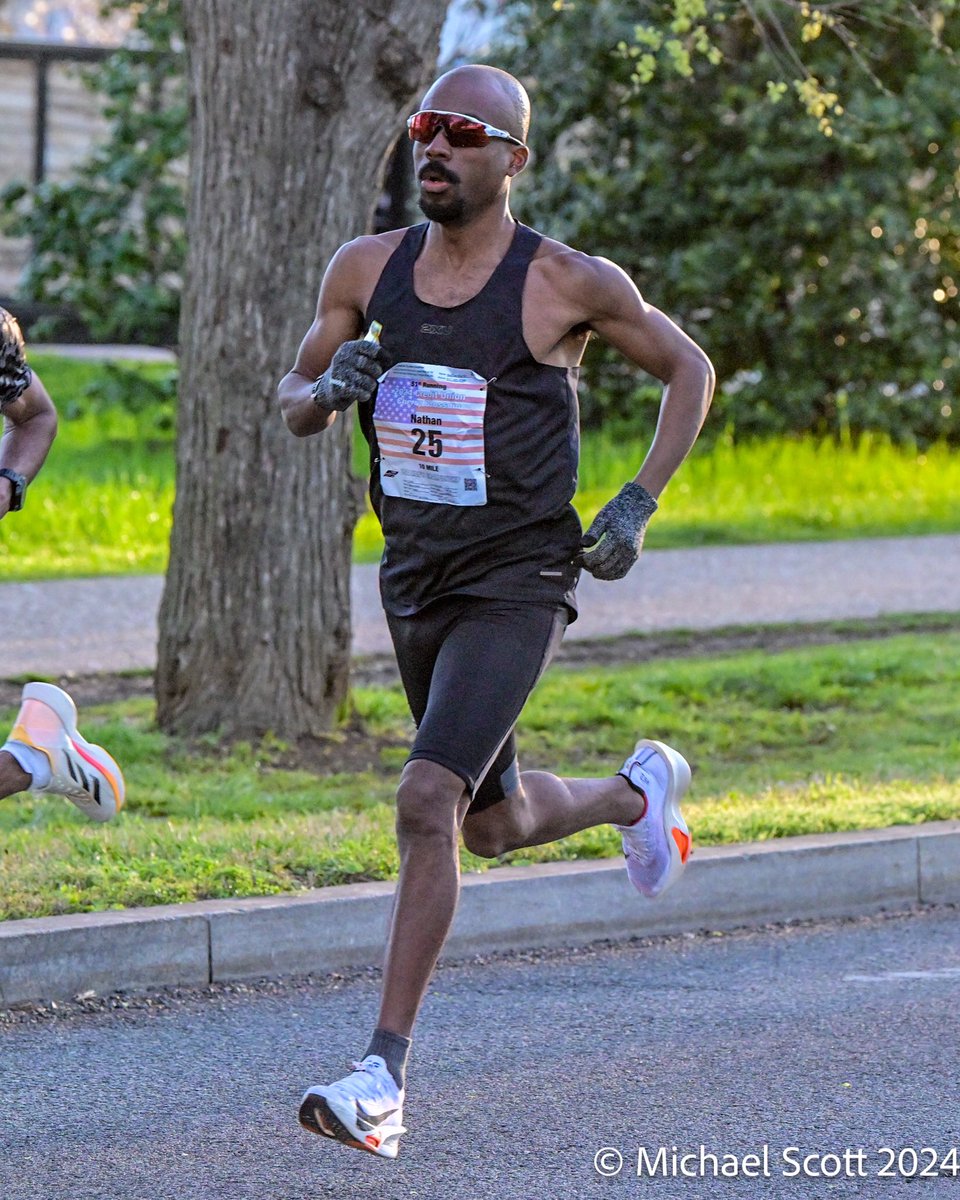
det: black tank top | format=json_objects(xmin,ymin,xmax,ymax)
[{"xmin": 361, "ymin": 221, "xmax": 582, "ymax": 618}]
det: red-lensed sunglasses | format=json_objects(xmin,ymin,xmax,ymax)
[{"xmin": 407, "ymin": 110, "xmax": 525, "ymax": 149}]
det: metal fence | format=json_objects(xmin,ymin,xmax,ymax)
[
  {"xmin": 0, "ymin": 39, "xmax": 113, "ymax": 322},
  {"xmin": 0, "ymin": 38, "xmax": 111, "ymax": 185}
]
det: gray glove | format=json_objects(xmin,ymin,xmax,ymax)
[
  {"xmin": 311, "ymin": 338, "xmax": 390, "ymax": 412},
  {"xmin": 0, "ymin": 307, "xmax": 32, "ymax": 410},
  {"xmin": 578, "ymin": 480, "xmax": 658, "ymax": 580}
]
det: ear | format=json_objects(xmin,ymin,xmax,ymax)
[{"xmin": 506, "ymin": 144, "xmax": 530, "ymax": 178}]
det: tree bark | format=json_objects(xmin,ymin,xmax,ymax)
[{"xmin": 156, "ymin": 0, "xmax": 448, "ymax": 737}]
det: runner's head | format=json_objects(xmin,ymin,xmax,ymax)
[{"xmin": 409, "ymin": 65, "xmax": 530, "ymax": 226}]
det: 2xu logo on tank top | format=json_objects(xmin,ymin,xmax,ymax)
[{"xmin": 373, "ymin": 360, "xmax": 489, "ymax": 506}]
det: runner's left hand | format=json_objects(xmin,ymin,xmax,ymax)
[{"xmin": 577, "ymin": 481, "xmax": 658, "ymax": 580}]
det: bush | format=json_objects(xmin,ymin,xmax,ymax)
[
  {"xmin": 497, "ymin": 1, "xmax": 960, "ymax": 445},
  {"xmin": 0, "ymin": 1, "xmax": 186, "ymax": 346}
]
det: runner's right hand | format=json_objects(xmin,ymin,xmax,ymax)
[{"xmin": 311, "ymin": 339, "xmax": 390, "ymax": 412}]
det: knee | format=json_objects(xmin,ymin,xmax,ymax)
[
  {"xmin": 395, "ymin": 760, "xmax": 463, "ymax": 844},
  {"xmin": 462, "ymin": 794, "xmax": 530, "ymax": 859},
  {"xmin": 461, "ymin": 821, "xmax": 508, "ymax": 859}
]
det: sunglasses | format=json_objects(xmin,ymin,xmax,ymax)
[{"xmin": 407, "ymin": 110, "xmax": 525, "ymax": 149}]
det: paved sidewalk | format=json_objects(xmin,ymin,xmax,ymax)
[
  {"xmin": 2, "ymin": 533, "xmax": 960, "ymax": 677},
  {"xmin": 31, "ymin": 342, "xmax": 177, "ymax": 363}
]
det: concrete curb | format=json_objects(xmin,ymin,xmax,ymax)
[{"xmin": 2, "ymin": 821, "xmax": 958, "ymax": 1007}]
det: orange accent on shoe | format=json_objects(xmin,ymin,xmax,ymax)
[
  {"xmin": 672, "ymin": 827, "xmax": 692, "ymax": 863},
  {"xmin": 69, "ymin": 737, "xmax": 123, "ymax": 810},
  {"xmin": 365, "ymin": 1134, "xmax": 381, "ymax": 1149}
]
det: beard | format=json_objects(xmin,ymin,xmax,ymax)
[
  {"xmin": 417, "ymin": 192, "xmax": 467, "ymax": 224},
  {"xmin": 416, "ymin": 161, "xmax": 470, "ymax": 225}
]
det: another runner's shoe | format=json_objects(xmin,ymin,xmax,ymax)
[
  {"xmin": 615, "ymin": 739, "xmax": 691, "ymax": 898},
  {"xmin": 299, "ymin": 1055, "xmax": 406, "ymax": 1159},
  {"xmin": 9, "ymin": 683, "xmax": 124, "ymax": 822}
]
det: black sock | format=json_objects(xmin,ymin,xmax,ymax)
[
  {"xmin": 364, "ymin": 1027, "xmax": 411, "ymax": 1090},
  {"xmin": 617, "ymin": 770, "xmax": 649, "ymax": 821}
]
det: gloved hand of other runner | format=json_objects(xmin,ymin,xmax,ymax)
[
  {"xmin": 577, "ymin": 480, "xmax": 658, "ymax": 580},
  {"xmin": 311, "ymin": 338, "xmax": 390, "ymax": 412},
  {"xmin": 0, "ymin": 307, "xmax": 32, "ymax": 410}
]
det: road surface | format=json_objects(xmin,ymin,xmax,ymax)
[{"xmin": 2, "ymin": 907, "xmax": 957, "ymax": 1199}]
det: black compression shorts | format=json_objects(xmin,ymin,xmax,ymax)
[{"xmin": 386, "ymin": 595, "xmax": 568, "ymax": 813}]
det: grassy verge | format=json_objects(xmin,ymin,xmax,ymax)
[
  {"xmin": 2, "ymin": 356, "xmax": 958, "ymax": 579},
  {"xmin": 3, "ymin": 355, "xmax": 175, "ymax": 578},
  {"xmin": 1, "ymin": 627, "xmax": 957, "ymax": 920}
]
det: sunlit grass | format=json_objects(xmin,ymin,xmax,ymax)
[
  {"xmin": 1, "ymin": 355, "xmax": 174, "ymax": 577},
  {"xmin": 1, "ymin": 628, "xmax": 957, "ymax": 919},
  {"xmin": 353, "ymin": 427, "xmax": 960, "ymax": 559}
]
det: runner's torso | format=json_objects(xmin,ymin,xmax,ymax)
[{"xmin": 360, "ymin": 222, "xmax": 582, "ymax": 618}]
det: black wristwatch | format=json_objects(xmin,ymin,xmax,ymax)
[{"xmin": 0, "ymin": 467, "xmax": 27, "ymax": 511}]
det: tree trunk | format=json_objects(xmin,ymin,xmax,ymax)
[{"xmin": 156, "ymin": 0, "xmax": 448, "ymax": 737}]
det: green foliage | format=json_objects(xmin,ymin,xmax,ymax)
[
  {"xmin": 498, "ymin": 1, "xmax": 960, "ymax": 444},
  {"xmin": 0, "ymin": 1, "xmax": 186, "ymax": 344},
  {"xmin": 75, "ymin": 361, "xmax": 177, "ymax": 432}
]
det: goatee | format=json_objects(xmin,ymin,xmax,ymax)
[{"xmin": 418, "ymin": 194, "xmax": 467, "ymax": 224}]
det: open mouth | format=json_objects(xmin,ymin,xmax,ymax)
[{"xmin": 419, "ymin": 166, "xmax": 458, "ymax": 192}]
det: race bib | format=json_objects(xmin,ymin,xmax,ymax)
[{"xmin": 373, "ymin": 361, "xmax": 488, "ymax": 506}]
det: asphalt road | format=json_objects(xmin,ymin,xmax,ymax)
[{"xmin": 2, "ymin": 908, "xmax": 958, "ymax": 1200}]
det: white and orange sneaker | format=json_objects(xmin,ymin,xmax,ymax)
[
  {"xmin": 9, "ymin": 683, "xmax": 124, "ymax": 822},
  {"xmin": 299, "ymin": 1055, "xmax": 406, "ymax": 1159},
  {"xmin": 615, "ymin": 739, "xmax": 691, "ymax": 898}
]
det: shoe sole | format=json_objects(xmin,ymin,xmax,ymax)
[
  {"xmin": 298, "ymin": 1091, "xmax": 398, "ymax": 1159},
  {"xmin": 633, "ymin": 738, "xmax": 692, "ymax": 897},
  {"xmin": 21, "ymin": 682, "xmax": 125, "ymax": 817}
]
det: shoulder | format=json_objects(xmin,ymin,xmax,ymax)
[
  {"xmin": 529, "ymin": 234, "xmax": 642, "ymax": 323},
  {"xmin": 329, "ymin": 228, "xmax": 410, "ymax": 278},
  {"xmin": 321, "ymin": 227, "xmax": 414, "ymax": 311}
]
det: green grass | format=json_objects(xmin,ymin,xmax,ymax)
[
  {"xmin": 354, "ymin": 429, "xmax": 960, "ymax": 559},
  {"xmin": 1, "ymin": 628, "xmax": 958, "ymax": 920},
  {"xmin": 2, "ymin": 355, "xmax": 175, "ymax": 577},
  {"xmin": 579, "ymin": 428, "xmax": 960, "ymax": 545},
  {"xmin": 1, "ymin": 356, "xmax": 957, "ymax": 579}
]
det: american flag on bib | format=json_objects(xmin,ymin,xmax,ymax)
[
  {"xmin": 375, "ymin": 370, "xmax": 487, "ymax": 467},
  {"xmin": 374, "ymin": 377, "xmax": 420, "ymax": 423}
]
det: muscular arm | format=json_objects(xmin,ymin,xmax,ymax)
[
  {"xmin": 0, "ymin": 372, "xmax": 57, "ymax": 519},
  {"xmin": 278, "ymin": 239, "xmax": 380, "ymax": 438},
  {"xmin": 585, "ymin": 258, "xmax": 715, "ymax": 498}
]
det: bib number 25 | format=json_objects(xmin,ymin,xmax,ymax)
[{"xmin": 411, "ymin": 428, "xmax": 443, "ymax": 458}]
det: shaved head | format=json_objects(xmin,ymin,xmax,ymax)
[{"xmin": 421, "ymin": 64, "xmax": 530, "ymax": 145}]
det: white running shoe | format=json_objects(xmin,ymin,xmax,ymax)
[
  {"xmin": 9, "ymin": 683, "xmax": 125, "ymax": 822},
  {"xmin": 298, "ymin": 1055, "xmax": 406, "ymax": 1159},
  {"xmin": 615, "ymin": 739, "xmax": 691, "ymax": 898}
]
